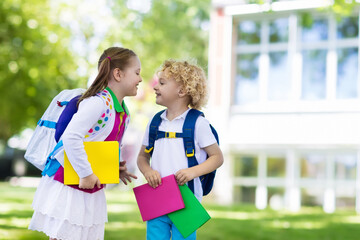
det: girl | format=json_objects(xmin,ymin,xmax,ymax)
[{"xmin": 28, "ymin": 47, "xmax": 141, "ymax": 240}]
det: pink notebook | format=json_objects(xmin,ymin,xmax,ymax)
[{"xmin": 133, "ymin": 174, "xmax": 185, "ymax": 221}]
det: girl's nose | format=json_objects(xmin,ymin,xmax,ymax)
[{"xmin": 151, "ymin": 78, "xmax": 159, "ymax": 89}]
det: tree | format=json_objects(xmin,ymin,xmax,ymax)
[
  {"xmin": 104, "ymin": 0, "xmax": 211, "ymax": 82},
  {"xmin": 0, "ymin": 0, "xmax": 84, "ymax": 141}
]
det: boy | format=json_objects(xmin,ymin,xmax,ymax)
[{"xmin": 137, "ymin": 59, "xmax": 224, "ymax": 240}]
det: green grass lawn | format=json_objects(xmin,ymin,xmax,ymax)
[{"xmin": 1, "ymin": 181, "xmax": 360, "ymax": 240}]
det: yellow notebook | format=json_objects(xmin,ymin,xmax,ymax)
[{"xmin": 64, "ymin": 141, "xmax": 120, "ymax": 185}]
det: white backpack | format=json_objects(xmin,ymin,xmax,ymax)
[{"xmin": 24, "ymin": 88, "xmax": 86, "ymax": 170}]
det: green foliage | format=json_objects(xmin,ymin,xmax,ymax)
[
  {"xmin": 0, "ymin": 0, "xmax": 83, "ymax": 141},
  {"xmin": 104, "ymin": 0, "xmax": 211, "ymax": 82},
  {"xmin": 332, "ymin": 0, "xmax": 360, "ymax": 17}
]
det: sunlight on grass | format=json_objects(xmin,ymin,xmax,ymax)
[
  {"xmin": 106, "ymin": 221, "xmax": 145, "ymax": 230},
  {"xmin": 107, "ymin": 203, "xmax": 137, "ymax": 213},
  {"xmin": 269, "ymin": 220, "xmax": 327, "ymax": 229},
  {"xmin": 0, "ymin": 203, "xmax": 31, "ymax": 213},
  {"xmin": 208, "ymin": 209, "xmax": 268, "ymax": 220},
  {"xmin": 343, "ymin": 215, "xmax": 360, "ymax": 223},
  {"xmin": 0, "ymin": 217, "xmax": 31, "ymax": 228}
]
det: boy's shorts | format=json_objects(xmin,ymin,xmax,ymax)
[{"xmin": 146, "ymin": 215, "xmax": 196, "ymax": 240}]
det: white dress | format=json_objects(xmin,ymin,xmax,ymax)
[
  {"xmin": 29, "ymin": 175, "xmax": 107, "ymax": 240},
  {"xmin": 28, "ymin": 89, "xmax": 122, "ymax": 240}
]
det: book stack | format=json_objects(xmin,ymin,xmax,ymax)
[{"xmin": 133, "ymin": 174, "xmax": 211, "ymax": 238}]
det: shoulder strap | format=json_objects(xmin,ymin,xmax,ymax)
[
  {"xmin": 210, "ymin": 124, "xmax": 219, "ymax": 145},
  {"xmin": 145, "ymin": 110, "xmax": 165, "ymax": 156},
  {"xmin": 182, "ymin": 109, "xmax": 204, "ymax": 193},
  {"xmin": 55, "ymin": 95, "xmax": 81, "ymax": 142}
]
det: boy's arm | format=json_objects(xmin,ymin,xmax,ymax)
[
  {"xmin": 137, "ymin": 145, "xmax": 162, "ymax": 188},
  {"xmin": 175, "ymin": 143, "xmax": 224, "ymax": 186}
]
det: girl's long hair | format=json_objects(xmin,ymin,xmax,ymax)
[{"xmin": 77, "ymin": 47, "xmax": 137, "ymax": 107}]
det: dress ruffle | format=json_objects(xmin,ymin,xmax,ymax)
[{"xmin": 29, "ymin": 175, "xmax": 107, "ymax": 240}]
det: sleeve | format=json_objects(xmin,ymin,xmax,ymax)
[
  {"xmin": 195, "ymin": 116, "xmax": 217, "ymax": 149},
  {"xmin": 61, "ymin": 96, "xmax": 105, "ymax": 178},
  {"xmin": 142, "ymin": 121, "xmax": 151, "ymax": 147}
]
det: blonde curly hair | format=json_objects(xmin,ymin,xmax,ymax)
[{"xmin": 158, "ymin": 59, "xmax": 208, "ymax": 110}]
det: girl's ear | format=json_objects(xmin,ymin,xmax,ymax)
[{"xmin": 113, "ymin": 68, "xmax": 124, "ymax": 82}]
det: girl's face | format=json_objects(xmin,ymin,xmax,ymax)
[
  {"xmin": 121, "ymin": 56, "xmax": 142, "ymax": 96},
  {"xmin": 153, "ymin": 69, "xmax": 183, "ymax": 107}
]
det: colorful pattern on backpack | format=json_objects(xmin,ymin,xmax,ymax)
[{"xmin": 85, "ymin": 89, "xmax": 113, "ymax": 138}]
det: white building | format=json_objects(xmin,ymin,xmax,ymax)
[{"xmin": 207, "ymin": 0, "xmax": 360, "ymax": 213}]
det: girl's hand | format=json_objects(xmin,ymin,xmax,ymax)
[
  {"xmin": 119, "ymin": 161, "xmax": 137, "ymax": 185},
  {"xmin": 144, "ymin": 169, "xmax": 161, "ymax": 188},
  {"xmin": 79, "ymin": 173, "xmax": 101, "ymax": 189},
  {"xmin": 175, "ymin": 168, "xmax": 196, "ymax": 186}
]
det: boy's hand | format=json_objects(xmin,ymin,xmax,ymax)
[
  {"xmin": 119, "ymin": 161, "xmax": 137, "ymax": 185},
  {"xmin": 79, "ymin": 173, "xmax": 101, "ymax": 189},
  {"xmin": 175, "ymin": 168, "xmax": 196, "ymax": 186},
  {"xmin": 144, "ymin": 169, "xmax": 161, "ymax": 188}
]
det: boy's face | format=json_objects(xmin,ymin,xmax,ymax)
[{"xmin": 153, "ymin": 69, "xmax": 183, "ymax": 107}]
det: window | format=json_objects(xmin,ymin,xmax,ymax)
[
  {"xmin": 269, "ymin": 18, "xmax": 288, "ymax": 43},
  {"xmin": 234, "ymin": 155, "xmax": 258, "ymax": 177},
  {"xmin": 335, "ymin": 154, "xmax": 356, "ymax": 180},
  {"xmin": 301, "ymin": 49, "xmax": 327, "ymax": 100},
  {"xmin": 337, "ymin": 17, "xmax": 358, "ymax": 39},
  {"xmin": 268, "ymin": 187, "xmax": 285, "ymax": 209},
  {"xmin": 238, "ymin": 21, "xmax": 261, "ymax": 45},
  {"xmin": 300, "ymin": 154, "xmax": 326, "ymax": 179},
  {"xmin": 234, "ymin": 186, "xmax": 256, "ymax": 203},
  {"xmin": 235, "ymin": 54, "xmax": 260, "ymax": 104},
  {"xmin": 301, "ymin": 187, "xmax": 324, "ymax": 206},
  {"xmin": 234, "ymin": 14, "xmax": 360, "ymax": 107},
  {"xmin": 268, "ymin": 51, "xmax": 291, "ymax": 100},
  {"xmin": 267, "ymin": 156, "xmax": 286, "ymax": 177},
  {"xmin": 301, "ymin": 18, "xmax": 328, "ymax": 42},
  {"xmin": 337, "ymin": 47, "xmax": 358, "ymax": 99}
]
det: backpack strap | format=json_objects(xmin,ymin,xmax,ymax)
[
  {"xmin": 182, "ymin": 109, "xmax": 204, "ymax": 193},
  {"xmin": 55, "ymin": 95, "xmax": 81, "ymax": 142},
  {"xmin": 145, "ymin": 110, "xmax": 165, "ymax": 155}
]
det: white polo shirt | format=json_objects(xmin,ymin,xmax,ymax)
[{"xmin": 142, "ymin": 108, "xmax": 217, "ymax": 201}]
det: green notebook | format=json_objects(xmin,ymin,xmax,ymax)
[{"xmin": 168, "ymin": 184, "xmax": 211, "ymax": 238}]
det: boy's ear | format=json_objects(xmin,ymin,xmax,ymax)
[
  {"xmin": 113, "ymin": 68, "xmax": 124, "ymax": 82},
  {"xmin": 178, "ymin": 88, "xmax": 187, "ymax": 98}
]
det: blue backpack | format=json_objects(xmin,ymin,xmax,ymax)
[{"xmin": 144, "ymin": 109, "xmax": 219, "ymax": 196}]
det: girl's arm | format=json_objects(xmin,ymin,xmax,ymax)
[
  {"xmin": 62, "ymin": 97, "xmax": 105, "ymax": 189},
  {"xmin": 137, "ymin": 145, "xmax": 162, "ymax": 188},
  {"xmin": 119, "ymin": 160, "xmax": 137, "ymax": 185},
  {"xmin": 175, "ymin": 143, "xmax": 224, "ymax": 186}
]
